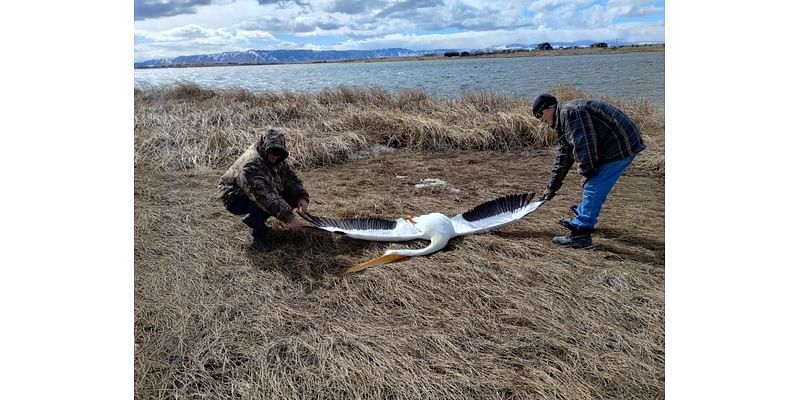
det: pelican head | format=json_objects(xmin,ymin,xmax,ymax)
[{"xmin": 346, "ymin": 213, "xmax": 456, "ymax": 273}]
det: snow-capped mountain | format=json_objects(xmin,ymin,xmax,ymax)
[{"xmin": 135, "ymin": 48, "xmax": 433, "ymax": 68}]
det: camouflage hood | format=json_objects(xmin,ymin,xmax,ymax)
[
  {"xmin": 256, "ymin": 129, "xmax": 289, "ymax": 164},
  {"xmin": 217, "ymin": 127, "xmax": 309, "ymax": 223}
]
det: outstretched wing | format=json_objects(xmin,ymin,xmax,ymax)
[
  {"xmin": 298, "ymin": 211, "xmax": 425, "ymax": 242},
  {"xmin": 449, "ymin": 192, "xmax": 545, "ymax": 236}
]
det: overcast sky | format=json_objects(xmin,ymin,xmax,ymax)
[{"xmin": 134, "ymin": 0, "xmax": 664, "ymax": 61}]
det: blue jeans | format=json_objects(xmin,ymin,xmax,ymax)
[
  {"xmin": 571, "ymin": 155, "xmax": 635, "ymax": 230},
  {"xmin": 225, "ymin": 192, "xmax": 303, "ymax": 237},
  {"xmin": 225, "ymin": 196, "xmax": 270, "ymax": 237}
]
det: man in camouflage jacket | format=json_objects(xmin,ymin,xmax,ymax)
[
  {"xmin": 532, "ymin": 93, "xmax": 646, "ymax": 248},
  {"xmin": 218, "ymin": 128, "xmax": 310, "ymax": 251}
]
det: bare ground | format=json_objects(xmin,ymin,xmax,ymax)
[{"xmin": 134, "ymin": 148, "xmax": 664, "ymax": 399}]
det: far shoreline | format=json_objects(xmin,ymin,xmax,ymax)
[{"xmin": 134, "ymin": 43, "xmax": 664, "ymax": 70}]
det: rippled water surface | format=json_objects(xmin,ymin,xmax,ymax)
[{"xmin": 135, "ymin": 52, "xmax": 664, "ymax": 109}]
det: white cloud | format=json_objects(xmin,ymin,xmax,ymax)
[
  {"xmin": 633, "ymin": 5, "xmax": 664, "ymax": 16},
  {"xmin": 239, "ymin": 13, "xmax": 346, "ymax": 33},
  {"xmin": 527, "ymin": 0, "xmax": 595, "ymax": 14},
  {"xmin": 139, "ymin": 24, "xmax": 234, "ymax": 43},
  {"xmin": 330, "ymin": 21, "xmax": 663, "ymax": 51},
  {"xmin": 236, "ymin": 30, "xmax": 278, "ymax": 40},
  {"xmin": 135, "ymin": 0, "xmax": 273, "ymax": 31},
  {"xmin": 607, "ymin": 0, "xmax": 665, "ymax": 18},
  {"xmin": 322, "ymin": 0, "xmax": 387, "ymax": 15},
  {"xmin": 134, "ymin": 0, "xmax": 665, "ymax": 60},
  {"xmin": 134, "ymin": 23, "xmax": 283, "ymax": 60}
]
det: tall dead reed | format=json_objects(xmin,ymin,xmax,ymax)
[{"xmin": 135, "ymin": 83, "xmax": 664, "ymax": 172}]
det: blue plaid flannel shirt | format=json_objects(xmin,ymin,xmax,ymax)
[{"xmin": 546, "ymin": 99, "xmax": 646, "ymax": 193}]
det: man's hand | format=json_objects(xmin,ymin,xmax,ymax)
[
  {"xmin": 295, "ymin": 199, "xmax": 309, "ymax": 214},
  {"xmin": 286, "ymin": 217, "xmax": 304, "ymax": 231},
  {"xmin": 540, "ymin": 190, "xmax": 557, "ymax": 201}
]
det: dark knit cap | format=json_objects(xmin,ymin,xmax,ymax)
[{"xmin": 531, "ymin": 93, "xmax": 558, "ymax": 115}]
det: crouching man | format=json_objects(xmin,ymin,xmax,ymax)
[{"xmin": 218, "ymin": 128, "xmax": 309, "ymax": 251}]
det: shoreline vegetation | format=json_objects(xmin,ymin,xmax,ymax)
[
  {"xmin": 135, "ymin": 83, "xmax": 664, "ymax": 173},
  {"xmin": 135, "ymin": 84, "xmax": 665, "ymax": 399},
  {"xmin": 134, "ymin": 43, "xmax": 664, "ymax": 70}
]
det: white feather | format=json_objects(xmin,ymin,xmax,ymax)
[
  {"xmin": 299, "ymin": 193, "xmax": 547, "ymax": 264},
  {"xmin": 450, "ymin": 199, "xmax": 545, "ymax": 236}
]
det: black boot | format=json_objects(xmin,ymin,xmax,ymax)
[
  {"xmin": 554, "ymin": 219, "xmax": 594, "ymax": 248},
  {"xmin": 250, "ymin": 227, "xmax": 273, "ymax": 252},
  {"xmin": 553, "ymin": 232, "xmax": 592, "ymax": 248}
]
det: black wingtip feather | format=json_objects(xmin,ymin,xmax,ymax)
[
  {"xmin": 460, "ymin": 192, "xmax": 536, "ymax": 222},
  {"xmin": 298, "ymin": 211, "xmax": 398, "ymax": 231}
]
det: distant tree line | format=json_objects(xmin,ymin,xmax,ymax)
[
  {"xmin": 444, "ymin": 49, "xmax": 533, "ymax": 57},
  {"xmin": 432, "ymin": 42, "xmax": 660, "ymax": 58}
]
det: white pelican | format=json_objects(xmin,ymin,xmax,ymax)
[{"xmin": 298, "ymin": 192, "xmax": 546, "ymax": 273}]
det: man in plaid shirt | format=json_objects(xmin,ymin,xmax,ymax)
[{"xmin": 532, "ymin": 93, "xmax": 646, "ymax": 248}]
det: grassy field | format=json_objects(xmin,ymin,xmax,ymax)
[{"xmin": 135, "ymin": 84, "xmax": 665, "ymax": 399}]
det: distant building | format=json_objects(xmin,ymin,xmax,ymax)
[
  {"xmin": 537, "ymin": 42, "xmax": 553, "ymax": 50},
  {"xmin": 591, "ymin": 42, "xmax": 609, "ymax": 48}
]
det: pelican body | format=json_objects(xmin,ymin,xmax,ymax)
[{"xmin": 299, "ymin": 192, "xmax": 546, "ymax": 272}]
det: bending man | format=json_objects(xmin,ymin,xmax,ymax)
[{"xmin": 533, "ymin": 93, "xmax": 646, "ymax": 248}]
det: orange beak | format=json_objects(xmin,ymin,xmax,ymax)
[{"xmin": 346, "ymin": 254, "xmax": 408, "ymax": 273}]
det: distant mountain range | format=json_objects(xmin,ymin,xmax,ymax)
[
  {"xmin": 134, "ymin": 41, "xmax": 659, "ymax": 68},
  {"xmin": 135, "ymin": 48, "xmax": 431, "ymax": 68}
]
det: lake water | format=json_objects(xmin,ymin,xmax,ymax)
[{"xmin": 134, "ymin": 52, "xmax": 664, "ymax": 110}]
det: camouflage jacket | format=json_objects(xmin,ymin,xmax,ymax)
[{"xmin": 217, "ymin": 129, "xmax": 310, "ymax": 223}]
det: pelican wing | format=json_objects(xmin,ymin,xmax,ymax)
[
  {"xmin": 450, "ymin": 192, "xmax": 545, "ymax": 236},
  {"xmin": 299, "ymin": 211, "xmax": 424, "ymax": 242}
]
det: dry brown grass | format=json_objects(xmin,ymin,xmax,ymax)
[
  {"xmin": 135, "ymin": 85, "xmax": 665, "ymax": 399},
  {"xmin": 135, "ymin": 84, "xmax": 663, "ymax": 173}
]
